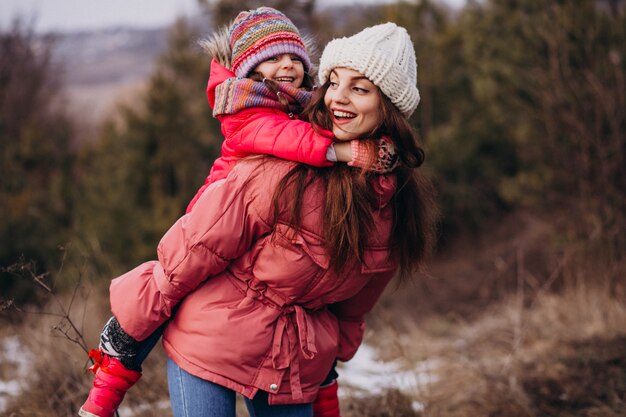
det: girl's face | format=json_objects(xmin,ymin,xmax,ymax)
[
  {"xmin": 254, "ymin": 54, "xmax": 305, "ymax": 88},
  {"xmin": 324, "ymin": 67, "xmax": 382, "ymax": 141}
]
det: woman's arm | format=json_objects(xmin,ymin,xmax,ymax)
[{"xmin": 328, "ymin": 269, "xmax": 395, "ymax": 361}]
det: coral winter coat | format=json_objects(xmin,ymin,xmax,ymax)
[
  {"xmin": 186, "ymin": 60, "xmax": 334, "ymax": 212},
  {"xmin": 110, "ymin": 157, "xmax": 399, "ymax": 404}
]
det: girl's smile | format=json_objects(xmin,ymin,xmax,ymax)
[{"xmin": 254, "ymin": 54, "xmax": 305, "ymax": 88}]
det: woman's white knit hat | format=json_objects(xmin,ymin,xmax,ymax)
[{"xmin": 319, "ymin": 22, "xmax": 420, "ymax": 118}]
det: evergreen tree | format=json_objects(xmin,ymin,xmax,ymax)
[
  {"xmin": 75, "ymin": 19, "xmax": 221, "ymax": 273},
  {"xmin": 0, "ymin": 23, "xmax": 75, "ymax": 302},
  {"xmin": 458, "ymin": 0, "xmax": 625, "ymax": 252}
]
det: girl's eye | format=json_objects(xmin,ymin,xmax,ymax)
[
  {"xmin": 290, "ymin": 55, "xmax": 302, "ymax": 62},
  {"xmin": 266, "ymin": 56, "xmax": 279, "ymax": 62}
]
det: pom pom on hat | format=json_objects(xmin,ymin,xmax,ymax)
[
  {"xmin": 319, "ymin": 23, "xmax": 420, "ymax": 117},
  {"xmin": 229, "ymin": 7, "xmax": 311, "ymax": 78}
]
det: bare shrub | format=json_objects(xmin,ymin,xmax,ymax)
[{"xmin": 2, "ymin": 287, "xmax": 107, "ymax": 416}]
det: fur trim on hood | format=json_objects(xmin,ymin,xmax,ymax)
[
  {"xmin": 198, "ymin": 25, "xmax": 232, "ymax": 68},
  {"xmin": 198, "ymin": 24, "xmax": 319, "ymax": 78}
]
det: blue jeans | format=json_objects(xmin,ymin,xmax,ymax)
[{"xmin": 167, "ymin": 358, "xmax": 313, "ymax": 417}]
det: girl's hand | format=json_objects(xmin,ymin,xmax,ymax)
[{"xmin": 349, "ymin": 137, "xmax": 399, "ymax": 173}]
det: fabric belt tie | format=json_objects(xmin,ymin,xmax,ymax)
[
  {"xmin": 230, "ymin": 276, "xmax": 318, "ymax": 400},
  {"xmin": 271, "ymin": 304, "xmax": 317, "ymax": 400}
]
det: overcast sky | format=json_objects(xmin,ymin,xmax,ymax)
[
  {"xmin": 0, "ymin": 0, "xmax": 466, "ymax": 33},
  {"xmin": 0, "ymin": 0, "xmax": 201, "ymax": 32}
]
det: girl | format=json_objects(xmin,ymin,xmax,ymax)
[{"xmin": 79, "ymin": 8, "xmax": 396, "ymax": 417}]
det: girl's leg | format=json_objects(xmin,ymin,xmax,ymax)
[
  {"xmin": 80, "ymin": 316, "xmax": 159, "ymax": 417},
  {"xmin": 100, "ymin": 316, "xmax": 165, "ymax": 371},
  {"xmin": 167, "ymin": 358, "xmax": 237, "ymax": 417},
  {"xmin": 244, "ymin": 390, "xmax": 313, "ymax": 417},
  {"xmin": 82, "ymin": 305, "xmax": 176, "ymax": 417}
]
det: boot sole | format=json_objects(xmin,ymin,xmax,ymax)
[{"xmin": 78, "ymin": 407, "xmax": 102, "ymax": 417}]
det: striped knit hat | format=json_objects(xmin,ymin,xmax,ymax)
[{"xmin": 229, "ymin": 7, "xmax": 311, "ymax": 78}]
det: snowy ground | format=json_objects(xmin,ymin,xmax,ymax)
[
  {"xmin": 337, "ymin": 343, "xmax": 438, "ymax": 412},
  {"xmin": 0, "ymin": 336, "xmax": 33, "ymax": 413},
  {"xmin": 0, "ymin": 338, "xmax": 437, "ymax": 414},
  {"xmin": 339, "ymin": 343, "xmax": 438, "ymax": 395}
]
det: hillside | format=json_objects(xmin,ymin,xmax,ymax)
[{"xmin": 54, "ymin": 26, "xmax": 169, "ymax": 127}]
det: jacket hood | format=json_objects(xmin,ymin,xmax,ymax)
[
  {"xmin": 206, "ymin": 59, "xmax": 234, "ymax": 109},
  {"xmin": 198, "ymin": 23, "xmax": 319, "ymax": 78}
]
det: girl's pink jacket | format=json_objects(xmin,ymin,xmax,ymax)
[
  {"xmin": 110, "ymin": 158, "xmax": 398, "ymax": 404},
  {"xmin": 186, "ymin": 60, "xmax": 334, "ymax": 212}
]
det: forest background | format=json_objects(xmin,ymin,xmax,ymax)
[{"xmin": 1, "ymin": 0, "xmax": 625, "ymax": 416}]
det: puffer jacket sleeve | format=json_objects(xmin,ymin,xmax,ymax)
[
  {"xmin": 219, "ymin": 108, "xmax": 335, "ymax": 168},
  {"xmin": 329, "ymin": 269, "xmax": 396, "ymax": 361},
  {"xmin": 110, "ymin": 161, "xmax": 272, "ymax": 341}
]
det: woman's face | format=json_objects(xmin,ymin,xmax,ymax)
[{"xmin": 324, "ymin": 67, "xmax": 382, "ymax": 141}]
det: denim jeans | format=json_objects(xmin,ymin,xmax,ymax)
[{"xmin": 167, "ymin": 358, "xmax": 313, "ymax": 417}]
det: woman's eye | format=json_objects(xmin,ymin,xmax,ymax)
[
  {"xmin": 353, "ymin": 87, "xmax": 368, "ymax": 93},
  {"xmin": 329, "ymin": 81, "xmax": 338, "ymax": 88}
]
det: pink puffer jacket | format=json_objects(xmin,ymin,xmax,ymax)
[{"xmin": 110, "ymin": 158, "xmax": 398, "ymax": 404}]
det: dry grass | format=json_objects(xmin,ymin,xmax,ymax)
[
  {"xmin": 341, "ymin": 284, "xmax": 626, "ymax": 417},
  {"xmin": 5, "ymin": 289, "xmax": 626, "ymax": 417},
  {"xmin": 341, "ymin": 211, "xmax": 626, "ymax": 417},
  {"xmin": 343, "ymin": 389, "xmax": 421, "ymax": 417},
  {"xmin": 421, "ymin": 286, "xmax": 626, "ymax": 416},
  {"xmin": 0, "ymin": 281, "xmax": 172, "ymax": 417},
  {"xmin": 2, "ymin": 289, "xmax": 104, "ymax": 416},
  {"xmin": 2, "ymin": 213, "xmax": 625, "ymax": 416}
]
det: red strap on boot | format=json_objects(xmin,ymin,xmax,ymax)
[
  {"xmin": 88, "ymin": 348, "xmax": 106, "ymax": 374},
  {"xmin": 313, "ymin": 380, "xmax": 341, "ymax": 417}
]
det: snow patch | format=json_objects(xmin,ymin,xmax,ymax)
[
  {"xmin": 338, "ymin": 343, "xmax": 438, "ymax": 397},
  {"xmin": 0, "ymin": 336, "xmax": 33, "ymax": 413}
]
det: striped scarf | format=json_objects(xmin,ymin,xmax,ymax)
[{"xmin": 213, "ymin": 77, "xmax": 312, "ymax": 118}]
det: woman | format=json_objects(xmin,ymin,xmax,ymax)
[{"xmin": 106, "ymin": 22, "xmax": 436, "ymax": 417}]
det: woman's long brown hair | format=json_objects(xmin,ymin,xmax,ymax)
[{"xmin": 271, "ymin": 80, "xmax": 438, "ymax": 280}]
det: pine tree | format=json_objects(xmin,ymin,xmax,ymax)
[
  {"xmin": 0, "ymin": 23, "xmax": 75, "ymax": 302},
  {"xmin": 75, "ymin": 19, "xmax": 221, "ymax": 273},
  {"xmin": 459, "ymin": 0, "xmax": 625, "ymax": 251}
]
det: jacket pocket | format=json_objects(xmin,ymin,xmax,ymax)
[{"xmin": 361, "ymin": 246, "xmax": 396, "ymax": 274}]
